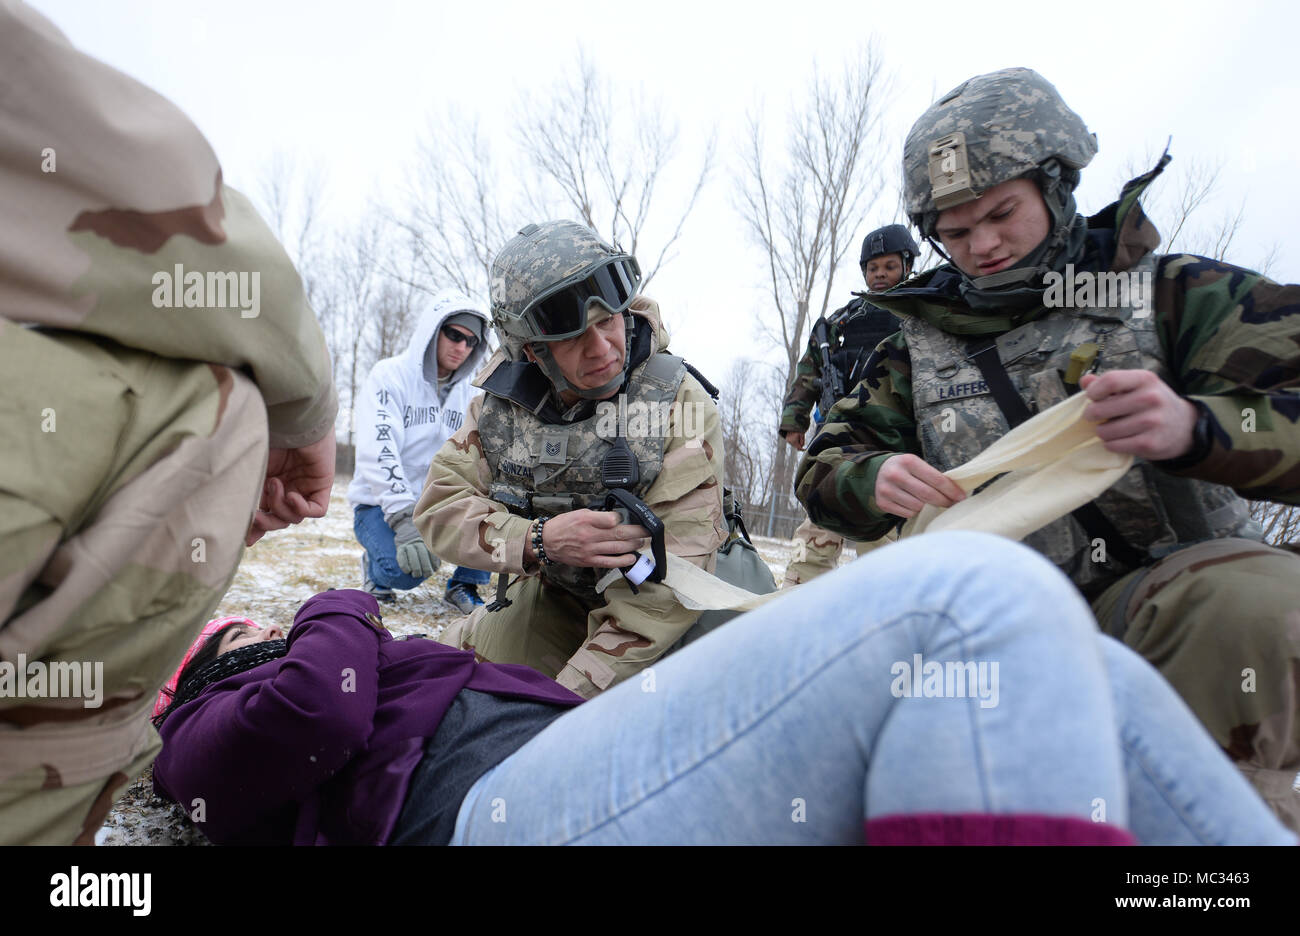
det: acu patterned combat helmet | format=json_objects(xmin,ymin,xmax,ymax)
[
  {"xmin": 490, "ymin": 220, "xmax": 641, "ymax": 400},
  {"xmin": 903, "ymin": 68, "xmax": 1097, "ymax": 238},
  {"xmin": 902, "ymin": 68, "xmax": 1098, "ymax": 307}
]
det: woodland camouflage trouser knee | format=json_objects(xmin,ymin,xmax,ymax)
[
  {"xmin": 781, "ymin": 517, "xmax": 894, "ymax": 587},
  {"xmin": 438, "ymin": 576, "xmax": 588, "ymax": 679},
  {"xmin": 0, "ymin": 325, "xmax": 267, "ymax": 844},
  {"xmin": 1092, "ymin": 538, "xmax": 1300, "ymax": 833}
]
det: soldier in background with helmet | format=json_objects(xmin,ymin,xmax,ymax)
[
  {"xmin": 415, "ymin": 221, "xmax": 728, "ymax": 699},
  {"xmin": 797, "ymin": 67, "xmax": 1300, "ymax": 829},
  {"xmin": 779, "ymin": 224, "xmax": 918, "ymax": 586}
]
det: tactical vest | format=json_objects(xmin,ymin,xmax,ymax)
[
  {"xmin": 478, "ymin": 352, "xmax": 688, "ymax": 603},
  {"xmin": 830, "ymin": 299, "xmax": 900, "ymax": 388},
  {"xmin": 900, "ymin": 253, "xmax": 1256, "ymax": 596}
]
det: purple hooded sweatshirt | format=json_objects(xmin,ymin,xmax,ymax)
[{"xmin": 152, "ymin": 590, "xmax": 582, "ymax": 845}]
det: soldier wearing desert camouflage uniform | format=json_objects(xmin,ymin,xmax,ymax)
[
  {"xmin": 416, "ymin": 221, "xmax": 728, "ymax": 699},
  {"xmin": 796, "ymin": 67, "xmax": 1300, "ymax": 830},
  {"xmin": 0, "ymin": 4, "xmax": 336, "ymax": 844},
  {"xmin": 779, "ymin": 225, "xmax": 917, "ymax": 586}
]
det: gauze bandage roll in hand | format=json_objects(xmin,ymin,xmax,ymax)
[{"xmin": 900, "ymin": 393, "xmax": 1133, "ymax": 541}]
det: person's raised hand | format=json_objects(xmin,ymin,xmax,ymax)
[
  {"xmin": 874, "ymin": 453, "xmax": 966, "ymax": 518},
  {"xmin": 1080, "ymin": 370, "xmax": 1198, "ymax": 461},
  {"xmin": 246, "ymin": 432, "xmax": 336, "ymax": 546},
  {"xmin": 531, "ymin": 509, "xmax": 649, "ymax": 568},
  {"xmin": 782, "ymin": 430, "xmax": 806, "ymax": 451}
]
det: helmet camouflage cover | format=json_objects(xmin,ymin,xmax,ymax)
[
  {"xmin": 490, "ymin": 220, "xmax": 629, "ymax": 355},
  {"xmin": 903, "ymin": 67, "xmax": 1098, "ymax": 235}
]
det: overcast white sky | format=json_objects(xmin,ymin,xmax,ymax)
[{"xmin": 30, "ymin": 0, "xmax": 1300, "ymax": 391}]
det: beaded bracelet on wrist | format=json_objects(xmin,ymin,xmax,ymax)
[{"xmin": 531, "ymin": 517, "xmax": 554, "ymax": 566}]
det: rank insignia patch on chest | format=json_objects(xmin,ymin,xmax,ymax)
[{"xmin": 539, "ymin": 433, "xmax": 568, "ymax": 465}]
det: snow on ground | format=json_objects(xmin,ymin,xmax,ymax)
[{"xmin": 98, "ymin": 477, "xmax": 831, "ymax": 845}]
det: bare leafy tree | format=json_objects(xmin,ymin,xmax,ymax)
[
  {"xmin": 1119, "ymin": 150, "xmax": 1297, "ymax": 543},
  {"xmin": 719, "ymin": 359, "xmax": 773, "ymax": 512},
  {"xmin": 370, "ymin": 257, "xmax": 422, "ymax": 365},
  {"xmin": 1117, "ymin": 151, "xmax": 1279, "ymax": 274},
  {"xmin": 514, "ymin": 52, "xmax": 715, "ymax": 287},
  {"xmin": 254, "ymin": 150, "xmax": 350, "ymax": 415},
  {"xmin": 717, "ymin": 356, "xmax": 811, "ymax": 538},
  {"xmin": 258, "ymin": 150, "xmax": 329, "ymax": 308},
  {"xmin": 388, "ymin": 110, "xmax": 510, "ymax": 299},
  {"xmin": 739, "ymin": 43, "xmax": 891, "ymax": 377},
  {"xmin": 734, "ymin": 41, "xmax": 893, "ymax": 533},
  {"xmin": 330, "ymin": 214, "xmax": 391, "ymax": 445},
  {"xmin": 389, "ymin": 56, "xmax": 712, "ymax": 314}
]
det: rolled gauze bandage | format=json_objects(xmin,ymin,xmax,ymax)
[
  {"xmin": 901, "ymin": 393, "xmax": 1133, "ymax": 541},
  {"xmin": 594, "ymin": 551, "xmax": 780, "ymax": 613}
]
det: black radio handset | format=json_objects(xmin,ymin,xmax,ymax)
[
  {"xmin": 599, "ymin": 393, "xmax": 664, "ymax": 589},
  {"xmin": 601, "ymin": 393, "xmax": 639, "ymax": 490}
]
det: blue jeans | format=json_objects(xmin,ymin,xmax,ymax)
[
  {"xmin": 450, "ymin": 532, "xmax": 1293, "ymax": 845},
  {"xmin": 353, "ymin": 505, "xmax": 491, "ymax": 593}
]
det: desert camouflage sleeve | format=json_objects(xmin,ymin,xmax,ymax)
[
  {"xmin": 779, "ymin": 340, "xmax": 823, "ymax": 436},
  {"xmin": 794, "ymin": 333, "xmax": 920, "ymax": 541},
  {"xmin": 555, "ymin": 375, "xmax": 728, "ymax": 698},
  {"xmin": 0, "ymin": 4, "xmax": 335, "ymax": 448},
  {"xmin": 1152, "ymin": 255, "xmax": 1300, "ymax": 502},
  {"xmin": 414, "ymin": 395, "xmax": 538, "ymax": 575}
]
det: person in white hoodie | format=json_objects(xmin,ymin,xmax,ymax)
[{"xmin": 348, "ymin": 289, "xmax": 493, "ymax": 611}]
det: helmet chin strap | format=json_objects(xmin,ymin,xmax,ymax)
[
  {"xmin": 929, "ymin": 162, "xmax": 1088, "ymax": 312},
  {"xmin": 529, "ymin": 315, "xmax": 634, "ymax": 404}
]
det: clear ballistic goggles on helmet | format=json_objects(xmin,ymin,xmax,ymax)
[{"xmin": 521, "ymin": 255, "xmax": 641, "ymax": 342}]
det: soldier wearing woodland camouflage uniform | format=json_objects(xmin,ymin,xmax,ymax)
[
  {"xmin": 779, "ymin": 225, "xmax": 917, "ymax": 586},
  {"xmin": 416, "ymin": 221, "xmax": 728, "ymax": 699},
  {"xmin": 0, "ymin": 4, "xmax": 336, "ymax": 844},
  {"xmin": 796, "ymin": 67, "xmax": 1300, "ymax": 830}
]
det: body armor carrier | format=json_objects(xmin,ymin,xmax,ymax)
[
  {"xmin": 828, "ymin": 298, "xmax": 902, "ymax": 390},
  {"xmin": 478, "ymin": 351, "xmax": 688, "ymax": 603},
  {"xmin": 900, "ymin": 252, "xmax": 1256, "ymax": 596}
]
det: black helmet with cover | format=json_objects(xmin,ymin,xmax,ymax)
[{"xmin": 859, "ymin": 223, "xmax": 920, "ymax": 279}]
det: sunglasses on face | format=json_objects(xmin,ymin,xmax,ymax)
[
  {"xmin": 520, "ymin": 255, "xmax": 641, "ymax": 342},
  {"xmin": 440, "ymin": 324, "xmax": 480, "ymax": 348}
]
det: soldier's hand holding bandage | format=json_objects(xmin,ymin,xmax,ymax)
[
  {"xmin": 875, "ymin": 454, "xmax": 967, "ymax": 518},
  {"xmin": 1079, "ymin": 370, "xmax": 1199, "ymax": 462},
  {"xmin": 525, "ymin": 509, "xmax": 650, "ymax": 568}
]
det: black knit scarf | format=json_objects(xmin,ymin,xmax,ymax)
[{"xmin": 154, "ymin": 639, "xmax": 289, "ymax": 727}]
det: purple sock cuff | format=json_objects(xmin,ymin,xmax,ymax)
[{"xmin": 864, "ymin": 813, "xmax": 1136, "ymax": 846}]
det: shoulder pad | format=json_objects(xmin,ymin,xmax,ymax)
[{"xmin": 641, "ymin": 352, "xmax": 686, "ymax": 385}]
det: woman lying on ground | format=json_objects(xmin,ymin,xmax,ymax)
[{"xmin": 150, "ymin": 531, "xmax": 1294, "ymax": 846}]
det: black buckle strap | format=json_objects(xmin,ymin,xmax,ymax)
[
  {"xmin": 603, "ymin": 488, "xmax": 667, "ymax": 589},
  {"xmin": 966, "ymin": 339, "xmax": 1033, "ymax": 426},
  {"xmin": 484, "ymin": 573, "xmax": 514, "ymax": 612},
  {"xmin": 963, "ymin": 338, "xmax": 1145, "ymax": 569},
  {"xmin": 728, "ymin": 503, "xmax": 752, "ymax": 544}
]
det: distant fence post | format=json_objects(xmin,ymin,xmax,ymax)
[{"xmin": 335, "ymin": 440, "xmax": 355, "ymax": 476}]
